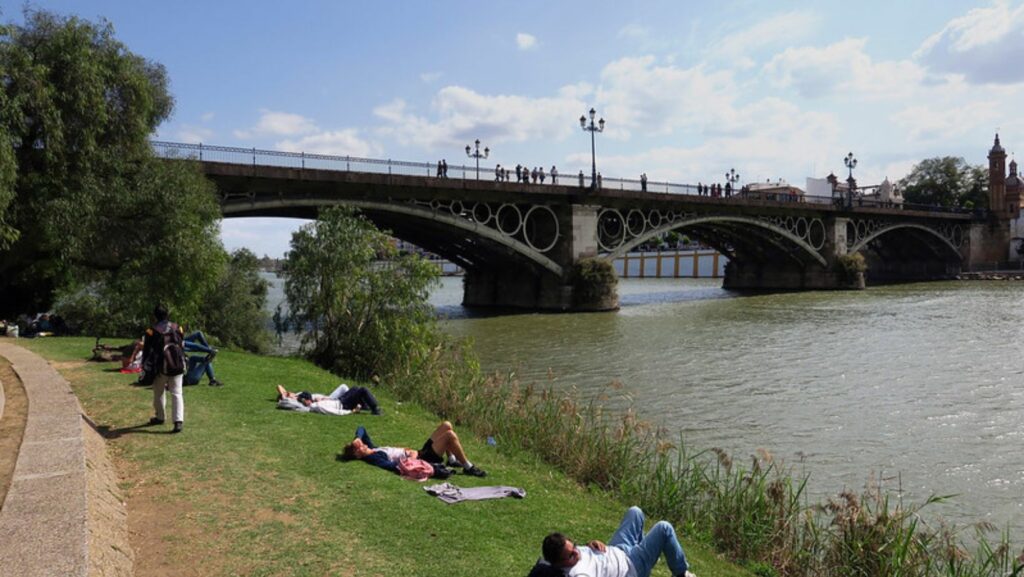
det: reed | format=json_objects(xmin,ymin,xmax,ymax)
[{"xmin": 380, "ymin": 339, "xmax": 1024, "ymax": 577}]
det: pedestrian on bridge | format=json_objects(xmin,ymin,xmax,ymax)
[
  {"xmin": 531, "ymin": 167, "xmax": 539, "ymax": 183},
  {"xmin": 539, "ymin": 166, "xmax": 546, "ymax": 184},
  {"xmin": 437, "ymin": 160, "xmax": 443, "ymax": 178},
  {"xmin": 551, "ymin": 165, "xmax": 558, "ymax": 184},
  {"xmin": 442, "ymin": 159, "xmax": 448, "ymax": 177},
  {"xmin": 579, "ymin": 170, "xmax": 585, "ymax": 187},
  {"xmin": 516, "ymin": 164, "xmax": 523, "ymax": 182},
  {"xmin": 495, "ymin": 164, "xmax": 502, "ymax": 182},
  {"xmin": 641, "ymin": 172, "xmax": 648, "ymax": 192}
]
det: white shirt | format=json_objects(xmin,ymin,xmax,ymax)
[
  {"xmin": 568, "ymin": 546, "xmax": 636, "ymax": 577},
  {"xmin": 379, "ymin": 447, "xmax": 409, "ymax": 464}
]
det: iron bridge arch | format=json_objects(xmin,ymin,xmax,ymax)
[
  {"xmin": 847, "ymin": 222, "xmax": 964, "ymax": 261},
  {"xmin": 598, "ymin": 210, "xmax": 829, "ymax": 268},
  {"xmin": 221, "ymin": 197, "xmax": 565, "ymax": 277}
]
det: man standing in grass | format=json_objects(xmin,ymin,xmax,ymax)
[
  {"xmin": 540, "ymin": 507, "xmax": 695, "ymax": 577},
  {"xmin": 143, "ymin": 304, "xmax": 186, "ymax": 434}
]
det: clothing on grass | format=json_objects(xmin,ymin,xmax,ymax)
[{"xmin": 424, "ymin": 482, "xmax": 526, "ymax": 504}]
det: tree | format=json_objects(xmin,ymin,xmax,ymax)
[
  {"xmin": 898, "ymin": 156, "xmax": 987, "ymax": 209},
  {"xmin": 0, "ymin": 9, "xmax": 186, "ymax": 317},
  {"xmin": 284, "ymin": 206, "xmax": 440, "ymax": 379},
  {"xmin": 198, "ymin": 248, "xmax": 270, "ymax": 353}
]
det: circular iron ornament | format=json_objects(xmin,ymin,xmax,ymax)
[
  {"xmin": 429, "ymin": 199, "xmax": 441, "ymax": 211},
  {"xmin": 807, "ymin": 218, "xmax": 826, "ymax": 250},
  {"xmin": 495, "ymin": 203, "xmax": 523, "ymax": 237},
  {"xmin": 523, "ymin": 205, "xmax": 560, "ymax": 253},
  {"xmin": 646, "ymin": 209, "xmax": 664, "ymax": 229},
  {"xmin": 795, "ymin": 217, "xmax": 809, "ymax": 240},
  {"xmin": 951, "ymin": 225, "xmax": 964, "ymax": 247},
  {"xmin": 626, "ymin": 209, "xmax": 647, "ymax": 238},
  {"xmin": 785, "ymin": 216, "xmax": 796, "ymax": 233},
  {"xmin": 597, "ymin": 208, "xmax": 626, "ymax": 252},
  {"xmin": 471, "ymin": 202, "xmax": 492, "ymax": 224},
  {"xmin": 449, "ymin": 200, "xmax": 464, "ymax": 217},
  {"xmin": 856, "ymin": 220, "xmax": 869, "ymax": 243}
]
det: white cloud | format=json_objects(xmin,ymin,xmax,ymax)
[
  {"xmin": 420, "ymin": 71, "xmax": 442, "ymax": 83},
  {"xmin": 234, "ymin": 109, "xmax": 318, "ymax": 139},
  {"xmin": 276, "ymin": 129, "xmax": 380, "ymax": 157},
  {"xmin": 915, "ymin": 0, "xmax": 1024, "ymax": 84},
  {"xmin": 708, "ymin": 10, "xmax": 820, "ymax": 69},
  {"xmin": 763, "ymin": 38, "xmax": 924, "ymax": 99},
  {"xmin": 374, "ymin": 86, "xmax": 587, "ymax": 149},
  {"xmin": 596, "ymin": 56, "xmax": 739, "ymax": 138},
  {"xmin": 176, "ymin": 125, "xmax": 214, "ymax": 143},
  {"xmin": 200, "ymin": 112, "xmax": 215, "ymax": 122},
  {"xmin": 891, "ymin": 100, "xmax": 1002, "ymax": 143},
  {"xmin": 516, "ymin": 32, "xmax": 537, "ymax": 51}
]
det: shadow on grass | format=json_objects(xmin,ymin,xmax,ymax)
[{"xmin": 88, "ymin": 419, "xmax": 176, "ymax": 438}]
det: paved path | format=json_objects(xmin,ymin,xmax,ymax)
[{"xmin": 0, "ymin": 341, "xmax": 90, "ymax": 577}]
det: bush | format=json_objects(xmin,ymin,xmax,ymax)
[{"xmin": 571, "ymin": 257, "xmax": 618, "ymax": 308}]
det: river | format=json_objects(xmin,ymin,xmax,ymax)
[{"xmin": 265, "ymin": 273, "xmax": 1024, "ymax": 536}]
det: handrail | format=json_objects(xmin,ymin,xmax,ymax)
[{"xmin": 150, "ymin": 141, "xmax": 979, "ymax": 216}]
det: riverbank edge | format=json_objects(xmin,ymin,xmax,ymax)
[
  {"xmin": 10, "ymin": 337, "xmax": 753, "ymax": 577},
  {"xmin": 957, "ymin": 271, "xmax": 1024, "ymax": 280}
]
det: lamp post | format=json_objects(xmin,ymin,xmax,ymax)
[
  {"xmin": 579, "ymin": 107, "xmax": 605, "ymax": 190},
  {"xmin": 465, "ymin": 139, "xmax": 489, "ymax": 180},
  {"xmin": 725, "ymin": 168, "xmax": 740, "ymax": 196},
  {"xmin": 844, "ymin": 152, "xmax": 858, "ymax": 209}
]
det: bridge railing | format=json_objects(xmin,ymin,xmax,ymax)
[{"xmin": 151, "ymin": 141, "xmax": 977, "ymax": 215}]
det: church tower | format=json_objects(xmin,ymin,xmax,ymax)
[{"xmin": 989, "ymin": 133, "xmax": 1007, "ymax": 218}]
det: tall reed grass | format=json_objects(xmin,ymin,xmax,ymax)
[{"xmin": 381, "ymin": 339, "xmax": 1024, "ymax": 577}]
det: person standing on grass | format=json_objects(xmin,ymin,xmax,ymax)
[
  {"xmin": 538, "ymin": 506, "xmax": 695, "ymax": 577},
  {"xmin": 142, "ymin": 303, "xmax": 186, "ymax": 434}
]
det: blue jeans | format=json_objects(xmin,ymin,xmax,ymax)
[
  {"xmin": 184, "ymin": 331, "xmax": 215, "ymax": 354},
  {"xmin": 609, "ymin": 507, "xmax": 688, "ymax": 577},
  {"xmin": 184, "ymin": 331, "xmax": 216, "ymax": 384}
]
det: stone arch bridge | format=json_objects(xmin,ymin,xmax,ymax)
[{"xmin": 154, "ymin": 142, "xmax": 994, "ymax": 311}]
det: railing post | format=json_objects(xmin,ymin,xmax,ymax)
[
  {"xmin": 252, "ymin": 147, "xmax": 256, "ymax": 167},
  {"xmin": 199, "ymin": 142, "xmax": 203, "ymax": 161},
  {"xmin": 301, "ymin": 152, "xmax": 305, "ymax": 169},
  {"xmin": 388, "ymin": 159, "xmax": 392, "ymax": 175},
  {"xmin": 346, "ymin": 156, "xmax": 350, "ymax": 171}
]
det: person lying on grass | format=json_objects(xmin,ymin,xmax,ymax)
[
  {"xmin": 276, "ymin": 383, "xmax": 381, "ymax": 416},
  {"xmin": 340, "ymin": 421, "xmax": 487, "ymax": 477},
  {"xmin": 535, "ymin": 506, "xmax": 695, "ymax": 577}
]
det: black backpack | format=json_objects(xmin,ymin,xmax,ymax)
[{"xmin": 158, "ymin": 323, "xmax": 186, "ymax": 376}]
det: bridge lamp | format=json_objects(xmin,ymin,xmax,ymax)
[
  {"xmin": 725, "ymin": 168, "xmax": 740, "ymax": 194},
  {"xmin": 580, "ymin": 107, "xmax": 605, "ymax": 191},
  {"xmin": 844, "ymin": 152, "xmax": 858, "ymax": 209},
  {"xmin": 466, "ymin": 138, "xmax": 489, "ymax": 180}
]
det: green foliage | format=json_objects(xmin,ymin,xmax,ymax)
[
  {"xmin": 197, "ymin": 248, "xmax": 270, "ymax": 353},
  {"xmin": 0, "ymin": 8, "xmax": 188, "ymax": 317},
  {"xmin": 284, "ymin": 206, "xmax": 441, "ymax": 379},
  {"xmin": 899, "ymin": 157, "xmax": 987, "ymax": 209},
  {"xmin": 571, "ymin": 257, "xmax": 618, "ymax": 306},
  {"xmin": 836, "ymin": 253, "xmax": 867, "ymax": 285}
]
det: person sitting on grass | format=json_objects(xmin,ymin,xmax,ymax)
[
  {"xmin": 276, "ymin": 384, "xmax": 381, "ymax": 416},
  {"xmin": 340, "ymin": 421, "xmax": 487, "ymax": 477},
  {"xmin": 535, "ymin": 506, "xmax": 695, "ymax": 577}
]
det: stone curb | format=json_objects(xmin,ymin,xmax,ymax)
[{"xmin": 0, "ymin": 342, "xmax": 104, "ymax": 577}]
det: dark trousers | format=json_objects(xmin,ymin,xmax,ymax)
[{"xmin": 339, "ymin": 386, "xmax": 380, "ymax": 414}]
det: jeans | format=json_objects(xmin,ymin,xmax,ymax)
[
  {"xmin": 609, "ymin": 507, "xmax": 688, "ymax": 577},
  {"xmin": 354, "ymin": 425, "xmax": 376, "ymax": 448},
  {"xmin": 184, "ymin": 331, "xmax": 215, "ymax": 354},
  {"xmin": 184, "ymin": 331, "xmax": 217, "ymax": 384},
  {"xmin": 326, "ymin": 384, "xmax": 379, "ymax": 414}
]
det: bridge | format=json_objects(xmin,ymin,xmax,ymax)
[{"xmin": 153, "ymin": 141, "xmax": 1008, "ymax": 311}]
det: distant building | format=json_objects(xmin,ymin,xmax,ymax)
[
  {"xmin": 990, "ymin": 134, "xmax": 1024, "ymax": 261},
  {"xmin": 740, "ymin": 180, "xmax": 803, "ymax": 202},
  {"xmin": 859, "ymin": 177, "xmax": 903, "ymax": 207}
]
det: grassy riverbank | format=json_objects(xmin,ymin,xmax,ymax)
[{"xmin": 18, "ymin": 337, "xmax": 747, "ymax": 577}]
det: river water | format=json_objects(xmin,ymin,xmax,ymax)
[{"xmin": 267, "ymin": 274, "xmax": 1024, "ymax": 535}]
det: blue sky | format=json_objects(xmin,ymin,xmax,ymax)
[{"xmin": 9, "ymin": 1, "xmax": 1024, "ymax": 257}]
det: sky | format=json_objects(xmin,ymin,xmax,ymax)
[{"xmin": 9, "ymin": 0, "xmax": 1024, "ymax": 257}]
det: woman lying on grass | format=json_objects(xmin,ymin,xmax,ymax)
[
  {"xmin": 340, "ymin": 421, "xmax": 487, "ymax": 478},
  {"xmin": 276, "ymin": 383, "xmax": 381, "ymax": 416}
]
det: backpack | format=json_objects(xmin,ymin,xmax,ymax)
[{"xmin": 157, "ymin": 322, "xmax": 186, "ymax": 376}]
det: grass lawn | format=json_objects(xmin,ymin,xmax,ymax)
[{"xmin": 18, "ymin": 337, "xmax": 751, "ymax": 577}]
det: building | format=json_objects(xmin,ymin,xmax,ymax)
[{"xmin": 988, "ymin": 134, "xmax": 1024, "ymax": 262}]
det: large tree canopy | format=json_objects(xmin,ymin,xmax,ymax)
[
  {"xmin": 898, "ymin": 156, "xmax": 987, "ymax": 209},
  {"xmin": 0, "ymin": 9, "xmax": 234, "ymax": 336}
]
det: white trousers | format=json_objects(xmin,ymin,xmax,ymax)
[{"xmin": 152, "ymin": 373, "xmax": 184, "ymax": 423}]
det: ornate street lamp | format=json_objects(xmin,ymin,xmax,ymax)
[
  {"xmin": 844, "ymin": 152, "xmax": 858, "ymax": 209},
  {"xmin": 580, "ymin": 107, "xmax": 605, "ymax": 191},
  {"xmin": 725, "ymin": 168, "xmax": 740, "ymax": 196},
  {"xmin": 465, "ymin": 139, "xmax": 489, "ymax": 180}
]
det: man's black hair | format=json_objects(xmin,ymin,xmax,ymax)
[
  {"xmin": 153, "ymin": 303, "xmax": 169, "ymax": 322},
  {"xmin": 542, "ymin": 532, "xmax": 568, "ymax": 565}
]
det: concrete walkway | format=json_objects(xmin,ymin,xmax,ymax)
[{"xmin": 0, "ymin": 341, "xmax": 93, "ymax": 577}]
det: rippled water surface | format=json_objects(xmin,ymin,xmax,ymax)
[{"xmin": 433, "ymin": 277, "xmax": 1024, "ymax": 534}]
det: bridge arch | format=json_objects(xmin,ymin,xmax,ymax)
[
  {"xmin": 848, "ymin": 222, "xmax": 963, "ymax": 261},
  {"xmin": 601, "ymin": 214, "xmax": 828, "ymax": 267},
  {"xmin": 222, "ymin": 197, "xmax": 564, "ymax": 277}
]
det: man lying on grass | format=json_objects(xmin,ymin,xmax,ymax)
[
  {"xmin": 340, "ymin": 421, "xmax": 487, "ymax": 478},
  {"xmin": 276, "ymin": 384, "xmax": 381, "ymax": 416},
  {"xmin": 534, "ymin": 506, "xmax": 695, "ymax": 577}
]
